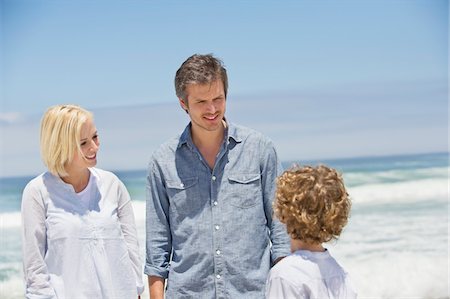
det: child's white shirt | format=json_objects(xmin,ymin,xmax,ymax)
[{"xmin": 265, "ymin": 249, "xmax": 357, "ymax": 299}]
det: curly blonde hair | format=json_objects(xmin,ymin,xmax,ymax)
[{"xmin": 274, "ymin": 165, "xmax": 351, "ymax": 244}]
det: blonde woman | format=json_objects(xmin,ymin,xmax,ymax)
[{"xmin": 21, "ymin": 104, "xmax": 144, "ymax": 298}]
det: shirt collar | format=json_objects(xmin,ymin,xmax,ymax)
[
  {"xmin": 177, "ymin": 118, "xmax": 242, "ymax": 149},
  {"xmin": 177, "ymin": 123, "xmax": 192, "ymax": 149},
  {"xmin": 226, "ymin": 121, "xmax": 242, "ymax": 144}
]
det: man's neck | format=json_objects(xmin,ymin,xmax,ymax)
[
  {"xmin": 191, "ymin": 120, "xmax": 226, "ymax": 149},
  {"xmin": 191, "ymin": 120, "xmax": 226, "ymax": 169}
]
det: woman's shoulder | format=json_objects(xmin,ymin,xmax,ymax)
[
  {"xmin": 89, "ymin": 168, "xmax": 125, "ymax": 188},
  {"xmin": 21, "ymin": 172, "xmax": 53, "ymax": 206},
  {"xmin": 23, "ymin": 172, "xmax": 49, "ymax": 191}
]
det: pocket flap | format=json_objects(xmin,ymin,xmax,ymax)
[
  {"xmin": 228, "ymin": 173, "xmax": 260, "ymax": 184},
  {"xmin": 166, "ymin": 177, "xmax": 198, "ymax": 190}
]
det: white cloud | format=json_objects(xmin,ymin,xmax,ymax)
[{"xmin": 0, "ymin": 112, "xmax": 23, "ymax": 124}]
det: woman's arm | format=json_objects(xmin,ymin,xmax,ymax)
[
  {"xmin": 117, "ymin": 180, "xmax": 145, "ymax": 297},
  {"xmin": 21, "ymin": 181, "xmax": 57, "ymax": 299}
]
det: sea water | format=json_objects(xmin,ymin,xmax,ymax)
[{"xmin": 0, "ymin": 152, "xmax": 448, "ymax": 298}]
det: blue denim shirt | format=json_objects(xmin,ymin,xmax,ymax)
[{"xmin": 144, "ymin": 122, "xmax": 290, "ymax": 298}]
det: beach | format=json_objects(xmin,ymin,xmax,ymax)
[{"xmin": 1, "ymin": 152, "xmax": 448, "ymax": 298}]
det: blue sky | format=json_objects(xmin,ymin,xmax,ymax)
[{"xmin": 0, "ymin": 0, "xmax": 448, "ymax": 177}]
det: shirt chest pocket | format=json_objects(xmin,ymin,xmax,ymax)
[
  {"xmin": 166, "ymin": 177, "xmax": 201, "ymax": 215},
  {"xmin": 227, "ymin": 173, "xmax": 262, "ymax": 208}
]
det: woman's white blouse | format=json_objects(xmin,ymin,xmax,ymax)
[{"xmin": 21, "ymin": 168, "xmax": 144, "ymax": 299}]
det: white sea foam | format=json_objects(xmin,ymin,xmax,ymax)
[
  {"xmin": 0, "ymin": 276, "xmax": 24, "ymax": 299},
  {"xmin": 344, "ymin": 166, "xmax": 449, "ymax": 186},
  {"xmin": 329, "ymin": 209, "xmax": 449, "ymax": 298},
  {"xmin": 334, "ymin": 252, "xmax": 449, "ymax": 298},
  {"xmin": 0, "ymin": 212, "xmax": 22, "ymax": 229},
  {"xmin": 348, "ymin": 178, "xmax": 448, "ymax": 204}
]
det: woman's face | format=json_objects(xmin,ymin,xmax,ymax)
[{"xmin": 71, "ymin": 118, "xmax": 100, "ymax": 171}]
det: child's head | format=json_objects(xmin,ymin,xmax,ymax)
[{"xmin": 274, "ymin": 165, "xmax": 351, "ymax": 244}]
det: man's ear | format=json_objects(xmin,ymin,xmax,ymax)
[{"xmin": 179, "ymin": 97, "xmax": 188, "ymax": 113}]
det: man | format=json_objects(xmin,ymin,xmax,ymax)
[{"xmin": 144, "ymin": 54, "xmax": 290, "ymax": 298}]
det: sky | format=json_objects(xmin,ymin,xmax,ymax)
[{"xmin": 0, "ymin": 0, "xmax": 448, "ymax": 177}]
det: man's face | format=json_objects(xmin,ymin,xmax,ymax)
[{"xmin": 180, "ymin": 79, "xmax": 226, "ymax": 134}]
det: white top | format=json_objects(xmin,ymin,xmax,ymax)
[
  {"xmin": 75, "ymin": 173, "xmax": 94, "ymax": 209},
  {"xmin": 21, "ymin": 168, "xmax": 144, "ymax": 299},
  {"xmin": 266, "ymin": 249, "xmax": 357, "ymax": 299}
]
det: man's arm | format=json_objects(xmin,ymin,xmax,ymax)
[
  {"xmin": 144, "ymin": 160, "xmax": 172, "ymax": 295},
  {"xmin": 260, "ymin": 140, "xmax": 291, "ymax": 263},
  {"xmin": 148, "ymin": 276, "xmax": 165, "ymax": 299}
]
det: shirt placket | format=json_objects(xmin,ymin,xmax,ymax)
[
  {"xmin": 210, "ymin": 141, "xmax": 228, "ymax": 299},
  {"xmin": 189, "ymin": 136, "xmax": 229, "ymax": 298}
]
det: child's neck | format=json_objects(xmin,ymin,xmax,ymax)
[{"xmin": 291, "ymin": 239, "xmax": 325, "ymax": 253}]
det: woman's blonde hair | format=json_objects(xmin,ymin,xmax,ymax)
[
  {"xmin": 274, "ymin": 165, "xmax": 351, "ymax": 244},
  {"xmin": 40, "ymin": 104, "xmax": 93, "ymax": 177}
]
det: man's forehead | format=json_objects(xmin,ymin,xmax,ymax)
[{"xmin": 185, "ymin": 81, "xmax": 225, "ymax": 97}]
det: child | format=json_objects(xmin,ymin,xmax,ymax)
[{"xmin": 266, "ymin": 165, "xmax": 357, "ymax": 299}]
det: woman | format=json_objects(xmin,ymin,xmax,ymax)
[{"xmin": 21, "ymin": 104, "xmax": 144, "ymax": 298}]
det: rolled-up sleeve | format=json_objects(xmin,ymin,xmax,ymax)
[
  {"xmin": 21, "ymin": 182, "xmax": 57, "ymax": 299},
  {"xmin": 117, "ymin": 181, "xmax": 145, "ymax": 295},
  {"xmin": 260, "ymin": 140, "xmax": 291, "ymax": 264},
  {"xmin": 144, "ymin": 160, "xmax": 172, "ymax": 278}
]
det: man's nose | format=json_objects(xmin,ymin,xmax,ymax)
[{"xmin": 206, "ymin": 101, "xmax": 217, "ymax": 113}]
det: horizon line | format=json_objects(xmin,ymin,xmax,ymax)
[{"xmin": 2, "ymin": 150, "xmax": 447, "ymax": 180}]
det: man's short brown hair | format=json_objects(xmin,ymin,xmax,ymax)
[{"xmin": 174, "ymin": 53, "xmax": 228, "ymax": 101}]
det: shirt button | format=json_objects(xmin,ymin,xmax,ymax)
[
  {"xmin": 215, "ymin": 225, "xmax": 220, "ymax": 230},
  {"xmin": 180, "ymin": 183, "xmax": 184, "ymax": 188},
  {"xmin": 216, "ymin": 250, "xmax": 221, "ymax": 255},
  {"xmin": 212, "ymin": 176, "xmax": 216, "ymax": 181},
  {"xmin": 216, "ymin": 274, "xmax": 221, "ymax": 279},
  {"xmin": 213, "ymin": 201, "xmax": 218, "ymax": 206}
]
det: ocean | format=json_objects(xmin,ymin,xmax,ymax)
[{"xmin": 1, "ymin": 152, "xmax": 448, "ymax": 298}]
